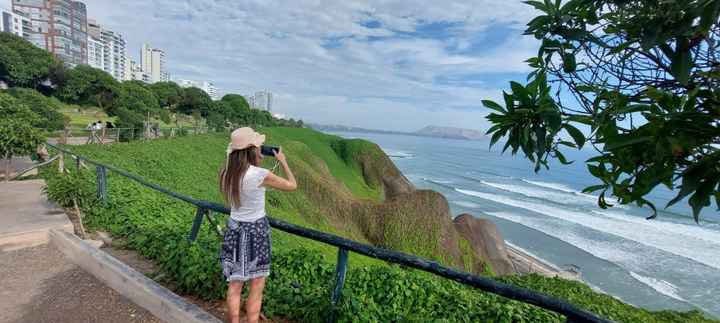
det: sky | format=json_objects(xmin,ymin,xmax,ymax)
[{"xmin": 7, "ymin": 0, "xmax": 541, "ymax": 132}]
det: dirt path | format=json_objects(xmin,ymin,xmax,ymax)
[{"xmin": 0, "ymin": 244, "xmax": 162, "ymax": 323}]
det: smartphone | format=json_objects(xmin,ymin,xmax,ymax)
[{"xmin": 260, "ymin": 145, "xmax": 279, "ymax": 157}]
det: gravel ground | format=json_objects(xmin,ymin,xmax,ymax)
[{"xmin": 0, "ymin": 244, "xmax": 162, "ymax": 323}]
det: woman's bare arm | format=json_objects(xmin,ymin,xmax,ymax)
[{"xmin": 262, "ymin": 149, "xmax": 297, "ymax": 191}]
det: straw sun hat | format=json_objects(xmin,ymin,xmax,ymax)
[{"xmin": 226, "ymin": 127, "xmax": 265, "ymax": 156}]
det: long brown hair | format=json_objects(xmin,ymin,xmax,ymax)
[{"xmin": 219, "ymin": 146, "xmax": 261, "ymax": 207}]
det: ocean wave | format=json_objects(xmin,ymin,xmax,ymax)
[
  {"xmin": 591, "ymin": 210, "xmax": 720, "ymax": 246},
  {"xmin": 457, "ymin": 189, "xmax": 720, "ymax": 270},
  {"xmin": 486, "ymin": 212, "xmax": 697, "ymax": 305},
  {"xmin": 422, "ymin": 178, "xmax": 456, "ymax": 190},
  {"xmin": 480, "ymin": 180, "xmax": 595, "ymax": 206},
  {"xmin": 521, "ymin": 179, "xmax": 602, "ymax": 200},
  {"xmin": 421, "ymin": 177, "xmax": 452, "ymax": 184},
  {"xmin": 382, "ymin": 149, "xmax": 415, "ymax": 159},
  {"xmin": 630, "ymin": 272, "xmax": 687, "ymax": 302},
  {"xmin": 450, "ymin": 200, "xmax": 481, "ymax": 209},
  {"xmin": 521, "ymin": 179, "xmax": 576, "ymax": 193}
]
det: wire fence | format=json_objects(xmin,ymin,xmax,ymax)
[
  {"xmin": 49, "ymin": 127, "xmax": 210, "ymax": 145},
  {"xmin": 45, "ymin": 142, "xmax": 613, "ymax": 323}
]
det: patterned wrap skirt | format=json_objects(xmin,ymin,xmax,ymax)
[{"xmin": 220, "ymin": 217, "xmax": 272, "ymax": 282}]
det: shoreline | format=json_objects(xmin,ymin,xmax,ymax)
[{"xmin": 505, "ymin": 241, "xmax": 581, "ymax": 281}]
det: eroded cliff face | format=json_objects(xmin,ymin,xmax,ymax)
[
  {"xmin": 453, "ymin": 214, "xmax": 515, "ymax": 276},
  {"xmin": 286, "ymin": 137, "xmax": 513, "ymax": 275}
]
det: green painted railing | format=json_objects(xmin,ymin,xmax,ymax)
[{"xmin": 46, "ymin": 143, "xmax": 613, "ymax": 323}]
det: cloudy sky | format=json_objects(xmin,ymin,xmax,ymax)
[{"xmin": 11, "ymin": 0, "xmax": 541, "ymax": 131}]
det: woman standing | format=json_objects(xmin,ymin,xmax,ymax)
[{"xmin": 219, "ymin": 127, "xmax": 297, "ymax": 323}]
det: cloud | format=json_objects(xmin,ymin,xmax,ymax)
[{"xmin": 80, "ymin": 0, "xmax": 539, "ymax": 131}]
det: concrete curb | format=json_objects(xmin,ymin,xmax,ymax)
[
  {"xmin": 0, "ymin": 224, "xmax": 74, "ymax": 252},
  {"xmin": 49, "ymin": 229, "xmax": 222, "ymax": 323}
]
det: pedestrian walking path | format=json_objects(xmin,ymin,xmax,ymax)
[
  {"xmin": 0, "ymin": 179, "xmax": 162, "ymax": 323},
  {"xmin": 0, "ymin": 179, "xmax": 73, "ymax": 251}
]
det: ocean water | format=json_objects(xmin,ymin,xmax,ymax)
[{"xmin": 328, "ymin": 131, "xmax": 720, "ymax": 318}]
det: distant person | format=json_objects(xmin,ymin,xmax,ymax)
[
  {"xmin": 86, "ymin": 122, "xmax": 97, "ymax": 144},
  {"xmin": 105, "ymin": 121, "xmax": 115, "ymax": 129},
  {"xmin": 219, "ymin": 127, "xmax": 296, "ymax": 323}
]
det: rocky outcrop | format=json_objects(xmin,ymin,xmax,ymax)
[
  {"xmin": 453, "ymin": 214, "xmax": 514, "ymax": 276},
  {"xmin": 292, "ymin": 135, "xmax": 514, "ymax": 275}
]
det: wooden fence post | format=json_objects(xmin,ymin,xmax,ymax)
[
  {"xmin": 58, "ymin": 152, "xmax": 64, "ymax": 172},
  {"xmin": 327, "ymin": 248, "xmax": 349, "ymax": 323}
]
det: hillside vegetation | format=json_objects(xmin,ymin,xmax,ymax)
[{"xmin": 42, "ymin": 128, "xmax": 716, "ymax": 322}]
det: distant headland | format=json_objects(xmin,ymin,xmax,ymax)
[{"xmin": 309, "ymin": 123, "xmax": 486, "ymax": 141}]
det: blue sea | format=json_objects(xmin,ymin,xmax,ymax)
[{"xmin": 328, "ymin": 131, "xmax": 720, "ymax": 318}]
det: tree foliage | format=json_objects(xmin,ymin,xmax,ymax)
[
  {"xmin": 117, "ymin": 81, "xmax": 161, "ymax": 116},
  {"xmin": 148, "ymin": 81, "xmax": 184, "ymax": 109},
  {"xmin": 177, "ymin": 86, "xmax": 212, "ymax": 116},
  {"xmin": 221, "ymin": 94, "xmax": 250, "ymax": 110},
  {"xmin": 0, "ymin": 92, "xmax": 45, "ymax": 162},
  {"xmin": 7, "ymin": 87, "xmax": 67, "ymax": 131},
  {"xmin": 484, "ymin": 0, "xmax": 720, "ymax": 221},
  {"xmin": 0, "ymin": 32, "xmax": 59, "ymax": 88},
  {"xmin": 55, "ymin": 65, "xmax": 121, "ymax": 111}
]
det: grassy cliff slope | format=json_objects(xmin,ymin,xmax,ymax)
[{"xmin": 41, "ymin": 128, "xmax": 716, "ymax": 322}]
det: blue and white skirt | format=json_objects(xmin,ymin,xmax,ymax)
[{"xmin": 220, "ymin": 217, "xmax": 271, "ymax": 282}]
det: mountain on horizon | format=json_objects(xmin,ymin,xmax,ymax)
[{"xmin": 309, "ymin": 123, "xmax": 486, "ymax": 141}]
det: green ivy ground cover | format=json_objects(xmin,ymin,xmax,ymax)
[{"xmin": 41, "ymin": 128, "xmax": 717, "ymax": 322}]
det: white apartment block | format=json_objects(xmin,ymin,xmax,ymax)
[
  {"xmin": 177, "ymin": 79, "xmax": 219, "ymax": 100},
  {"xmin": 252, "ymin": 90, "xmax": 273, "ymax": 111},
  {"xmin": 85, "ymin": 19, "xmax": 127, "ymax": 80},
  {"xmin": 1, "ymin": 6, "xmax": 30, "ymax": 37},
  {"xmin": 87, "ymin": 35, "xmax": 103, "ymax": 69},
  {"xmin": 127, "ymin": 58, "xmax": 151, "ymax": 83},
  {"xmin": 141, "ymin": 43, "xmax": 166, "ymax": 83},
  {"xmin": 101, "ymin": 28, "xmax": 126, "ymax": 80}
]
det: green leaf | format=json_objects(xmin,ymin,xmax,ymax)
[
  {"xmin": 510, "ymin": 81, "xmax": 530, "ymax": 106},
  {"xmin": 588, "ymin": 164, "xmax": 604, "ymax": 178},
  {"xmin": 670, "ymin": 38, "xmax": 692, "ymax": 85},
  {"xmin": 524, "ymin": 0, "xmax": 547, "ymax": 11},
  {"xmin": 555, "ymin": 149, "xmax": 573, "ymax": 164},
  {"xmin": 566, "ymin": 114, "xmax": 593, "ymax": 125},
  {"xmin": 489, "ymin": 130, "xmax": 505, "ymax": 147},
  {"xmin": 603, "ymin": 136, "xmax": 652, "ymax": 151},
  {"xmin": 558, "ymin": 140, "xmax": 577, "ymax": 148},
  {"xmin": 563, "ymin": 124, "xmax": 586, "ymax": 149},
  {"xmin": 562, "ymin": 52, "xmax": 577, "ymax": 72},
  {"xmin": 481, "ymin": 100, "xmax": 506, "ymax": 113}
]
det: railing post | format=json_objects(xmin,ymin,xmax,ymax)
[
  {"xmin": 188, "ymin": 207, "xmax": 206, "ymax": 242},
  {"xmin": 75, "ymin": 156, "xmax": 81, "ymax": 170},
  {"xmin": 327, "ymin": 248, "xmax": 349, "ymax": 323},
  {"xmin": 96, "ymin": 165, "xmax": 107, "ymax": 204}
]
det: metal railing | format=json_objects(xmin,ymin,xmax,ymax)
[{"xmin": 46, "ymin": 143, "xmax": 613, "ymax": 323}]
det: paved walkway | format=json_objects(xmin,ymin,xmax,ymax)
[
  {"xmin": 0, "ymin": 179, "xmax": 163, "ymax": 323},
  {"xmin": 0, "ymin": 180, "xmax": 72, "ymax": 251},
  {"xmin": 0, "ymin": 244, "xmax": 162, "ymax": 323}
]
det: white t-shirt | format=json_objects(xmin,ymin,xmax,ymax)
[{"xmin": 230, "ymin": 165, "xmax": 271, "ymax": 222}]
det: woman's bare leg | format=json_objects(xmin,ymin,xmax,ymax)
[
  {"xmin": 245, "ymin": 277, "xmax": 266, "ymax": 323},
  {"xmin": 226, "ymin": 281, "xmax": 244, "ymax": 323}
]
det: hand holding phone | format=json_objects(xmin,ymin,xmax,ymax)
[{"xmin": 260, "ymin": 145, "xmax": 279, "ymax": 157}]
